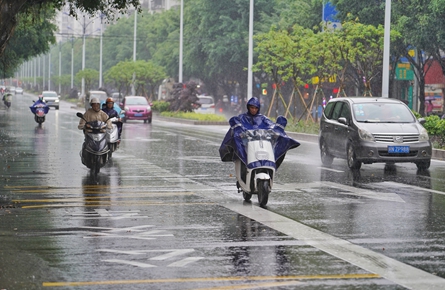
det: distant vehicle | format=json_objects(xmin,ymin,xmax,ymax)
[
  {"xmin": 41, "ymin": 91, "xmax": 60, "ymax": 110},
  {"xmin": 120, "ymin": 96, "xmax": 152, "ymax": 123},
  {"xmin": 15, "ymin": 87, "xmax": 23, "ymax": 94},
  {"xmin": 111, "ymin": 92, "xmax": 124, "ymax": 103},
  {"xmin": 194, "ymin": 95, "xmax": 215, "ymax": 114},
  {"xmin": 84, "ymin": 90, "xmax": 107, "ymax": 111},
  {"xmin": 8, "ymin": 86, "xmax": 16, "ymax": 93},
  {"xmin": 319, "ymin": 97, "xmax": 432, "ymax": 170}
]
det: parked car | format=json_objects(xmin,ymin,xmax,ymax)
[
  {"xmin": 194, "ymin": 95, "xmax": 215, "ymax": 114},
  {"xmin": 319, "ymin": 97, "xmax": 432, "ymax": 170},
  {"xmin": 41, "ymin": 90, "xmax": 60, "ymax": 110},
  {"xmin": 84, "ymin": 90, "xmax": 107, "ymax": 111},
  {"xmin": 15, "ymin": 87, "xmax": 23, "ymax": 94},
  {"xmin": 120, "ymin": 96, "xmax": 152, "ymax": 123}
]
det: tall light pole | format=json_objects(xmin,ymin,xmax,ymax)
[
  {"xmin": 59, "ymin": 42, "xmax": 62, "ymax": 93},
  {"xmin": 382, "ymin": 0, "xmax": 391, "ymax": 98},
  {"xmin": 131, "ymin": 9, "xmax": 137, "ymax": 95},
  {"xmin": 247, "ymin": 0, "xmax": 254, "ymax": 99},
  {"xmin": 48, "ymin": 50, "xmax": 51, "ymax": 90},
  {"xmin": 81, "ymin": 15, "xmax": 86, "ymax": 97},
  {"xmin": 71, "ymin": 36, "xmax": 74, "ymax": 89},
  {"xmin": 99, "ymin": 14, "xmax": 104, "ymax": 88},
  {"xmin": 179, "ymin": 0, "xmax": 183, "ymax": 83}
]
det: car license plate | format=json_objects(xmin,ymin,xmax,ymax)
[
  {"xmin": 388, "ymin": 146, "xmax": 410, "ymax": 153},
  {"xmin": 134, "ymin": 113, "xmax": 143, "ymax": 117}
]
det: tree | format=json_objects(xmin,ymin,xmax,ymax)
[
  {"xmin": 133, "ymin": 60, "xmax": 167, "ymax": 100},
  {"xmin": 0, "ymin": 6, "xmax": 57, "ymax": 78},
  {"xmin": 76, "ymin": 69, "xmax": 99, "ymax": 93},
  {"xmin": 104, "ymin": 61, "xmax": 135, "ymax": 96},
  {"xmin": 184, "ymin": 0, "xmax": 275, "ymax": 100},
  {"xmin": 0, "ymin": 0, "xmax": 142, "ymax": 73}
]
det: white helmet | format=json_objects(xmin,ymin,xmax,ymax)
[{"xmin": 90, "ymin": 97, "xmax": 100, "ymax": 104}]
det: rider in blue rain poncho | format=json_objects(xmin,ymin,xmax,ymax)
[
  {"xmin": 29, "ymin": 95, "xmax": 50, "ymax": 115},
  {"xmin": 219, "ymin": 97, "xmax": 300, "ymax": 170}
]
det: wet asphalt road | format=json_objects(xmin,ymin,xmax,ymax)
[{"xmin": 1, "ymin": 93, "xmax": 445, "ymax": 289}]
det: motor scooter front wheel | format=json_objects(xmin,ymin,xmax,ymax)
[{"xmin": 257, "ymin": 180, "xmax": 270, "ymax": 207}]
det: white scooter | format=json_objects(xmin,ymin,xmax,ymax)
[
  {"xmin": 106, "ymin": 123, "xmax": 119, "ymax": 159},
  {"xmin": 235, "ymin": 129, "xmax": 278, "ymax": 207}
]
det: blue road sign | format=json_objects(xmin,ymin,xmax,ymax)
[{"xmin": 323, "ymin": 2, "xmax": 338, "ymax": 22}]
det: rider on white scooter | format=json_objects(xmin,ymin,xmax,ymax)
[
  {"xmin": 219, "ymin": 97, "xmax": 300, "ymax": 185},
  {"xmin": 101, "ymin": 97, "xmax": 123, "ymax": 143}
]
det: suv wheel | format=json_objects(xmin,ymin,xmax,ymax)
[
  {"xmin": 415, "ymin": 160, "xmax": 431, "ymax": 170},
  {"xmin": 320, "ymin": 139, "xmax": 334, "ymax": 166},
  {"xmin": 347, "ymin": 143, "xmax": 362, "ymax": 170}
]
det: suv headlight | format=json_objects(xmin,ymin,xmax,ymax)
[
  {"xmin": 419, "ymin": 127, "xmax": 429, "ymax": 141},
  {"xmin": 358, "ymin": 128, "xmax": 374, "ymax": 141}
]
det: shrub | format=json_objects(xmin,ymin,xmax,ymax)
[
  {"xmin": 151, "ymin": 100, "xmax": 170, "ymax": 112},
  {"xmin": 161, "ymin": 111, "xmax": 226, "ymax": 122}
]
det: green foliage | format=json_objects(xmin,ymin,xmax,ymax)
[
  {"xmin": 422, "ymin": 115, "xmax": 445, "ymax": 149},
  {"xmin": 151, "ymin": 101, "xmax": 170, "ymax": 112},
  {"xmin": 160, "ymin": 111, "xmax": 227, "ymax": 122},
  {"xmin": 286, "ymin": 120, "xmax": 320, "ymax": 135},
  {"xmin": 76, "ymin": 69, "xmax": 99, "ymax": 92}
]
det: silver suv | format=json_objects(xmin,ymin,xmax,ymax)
[
  {"xmin": 319, "ymin": 97, "xmax": 432, "ymax": 170},
  {"xmin": 41, "ymin": 91, "xmax": 60, "ymax": 110}
]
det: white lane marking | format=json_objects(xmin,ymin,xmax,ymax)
[
  {"xmin": 167, "ymin": 257, "xmax": 204, "ymax": 267},
  {"xmin": 378, "ymin": 181, "xmax": 445, "ymax": 196},
  {"xmin": 223, "ymin": 202, "xmax": 445, "ymax": 290},
  {"xmin": 98, "ymin": 249, "xmax": 202, "ymax": 268},
  {"xmin": 276, "ymin": 181, "xmax": 405, "ymax": 203},
  {"xmin": 102, "ymin": 259, "xmax": 156, "ymax": 268},
  {"xmin": 72, "ymin": 209, "xmax": 148, "ymax": 219},
  {"xmin": 318, "ymin": 167, "xmax": 345, "ymax": 173},
  {"xmin": 79, "ymin": 225, "xmax": 155, "ymax": 232},
  {"xmin": 149, "ymin": 249, "xmax": 195, "ymax": 260}
]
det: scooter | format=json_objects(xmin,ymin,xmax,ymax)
[
  {"xmin": 220, "ymin": 116, "xmax": 300, "ymax": 207},
  {"xmin": 3, "ymin": 93, "xmax": 12, "ymax": 109},
  {"xmin": 106, "ymin": 122, "xmax": 120, "ymax": 159},
  {"xmin": 76, "ymin": 112, "xmax": 116, "ymax": 174},
  {"xmin": 30, "ymin": 101, "xmax": 50, "ymax": 125},
  {"xmin": 235, "ymin": 129, "xmax": 278, "ymax": 207}
]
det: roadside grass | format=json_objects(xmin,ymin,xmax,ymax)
[{"xmin": 160, "ymin": 111, "xmax": 227, "ymax": 122}]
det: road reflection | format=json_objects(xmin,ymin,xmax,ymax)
[{"xmin": 226, "ymin": 214, "xmax": 291, "ymax": 277}]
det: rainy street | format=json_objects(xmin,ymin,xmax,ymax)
[{"xmin": 2, "ymin": 93, "xmax": 445, "ymax": 289}]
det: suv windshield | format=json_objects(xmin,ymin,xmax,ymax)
[{"xmin": 353, "ymin": 103, "xmax": 415, "ymax": 123}]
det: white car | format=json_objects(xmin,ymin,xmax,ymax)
[
  {"xmin": 41, "ymin": 91, "xmax": 60, "ymax": 110},
  {"xmin": 194, "ymin": 95, "xmax": 215, "ymax": 114},
  {"xmin": 15, "ymin": 87, "xmax": 23, "ymax": 94}
]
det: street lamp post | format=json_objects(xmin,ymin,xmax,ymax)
[
  {"xmin": 382, "ymin": 0, "xmax": 391, "ymax": 98},
  {"xmin": 179, "ymin": 0, "xmax": 183, "ymax": 83},
  {"xmin": 81, "ymin": 15, "xmax": 86, "ymax": 97},
  {"xmin": 99, "ymin": 14, "xmax": 104, "ymax": 88},
  {"xmin": 71, "ymin": 36, "xmax": 74, "ymax": 89},
  {"xmin": 247, "ymin": 0, "xmax": 254, "ymax": 99},
  {"xmin": 131, "ymin": 9, "xmax": 137, "ymax": 95},
  {"xmin": 59, "ymin": 42, "xmax": 62, "ymax": 93}
]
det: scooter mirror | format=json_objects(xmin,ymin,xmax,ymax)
[{"xmin": 76, "ymin": 112, "xmax": 84, "ymax": 119}]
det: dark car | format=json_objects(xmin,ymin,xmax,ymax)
[
  {"xmin": 319, "ymin": 97, "xmax": 432, "ymax": 170},
  {"xmin": 120, "ymin": 96, "xmax": 152, "ymax": 123}
]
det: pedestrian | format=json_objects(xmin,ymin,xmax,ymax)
[{"xmin": 426, "ymin": 100, "xmax": 434, "ymax": 116}]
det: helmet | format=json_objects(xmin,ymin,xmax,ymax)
[
  {"xmin": 106, "ymin": 97, "xmax": 114, "ymax": 104},
  {"xmin": 90, "ymin": 97, "xmax": 100, "ymax": 104}
]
